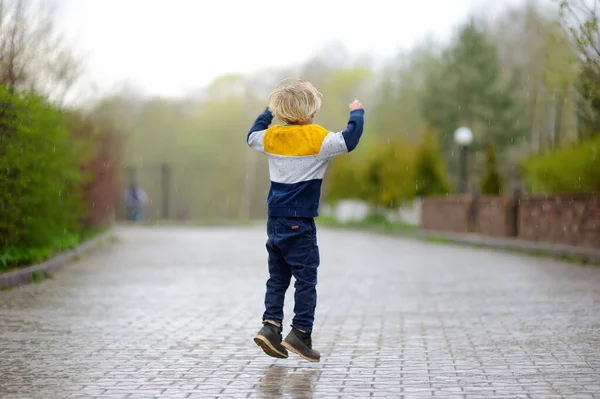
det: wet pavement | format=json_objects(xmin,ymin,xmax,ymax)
[{"xmin": 1, "ymin": 225, "xmax": 599, "ymax": 399}]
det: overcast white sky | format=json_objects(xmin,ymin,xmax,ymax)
[{"xmin": 56, "ymin": 0, "xmax": 543, "ymax": 100}]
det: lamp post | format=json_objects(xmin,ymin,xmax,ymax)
[{"xmin": 454, "ymin": 127, "xmax": 473, "ymax": 194}]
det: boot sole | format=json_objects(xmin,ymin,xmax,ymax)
[
  {"xmin": 254, "ymin": 335, "xmax": 288, "ymax": 359},
  {"xmin": 281, "ymin": 341, "xmax": 320, "ymax": 363}
]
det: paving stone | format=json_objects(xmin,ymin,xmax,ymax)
[{"xmin": 1, "ymin": 225, "xmax": 599, "ymax": 398}]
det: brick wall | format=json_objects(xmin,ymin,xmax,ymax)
[
  {"xmin": 472, "ymin": 196, "xmax": 514, "ymax": 237},
  {"xmin": 421, "ymin": 196, "xmax": 472, "ymax": 233},
  {"xmin": 518, "ymin": 194, "xmax": 600, "ymax": 249},
  {"xmin": 421, "ymin": 193, "xmax": 600, "ymax": 249}
]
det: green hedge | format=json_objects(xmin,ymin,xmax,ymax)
[
  {"xmin": 326, "ymin": 128, "xmax": 452, "ymax": 208},
  {"xmin": 522, "ymin": 135, "xmax": 600, "ymax": 193},
  {"xmin": 0, "ymin": 86, "xmax": 86, "ymax": 251},
  {"xmin": 0, "ymin": 227, "xmax": 108, "ymax": 271}
]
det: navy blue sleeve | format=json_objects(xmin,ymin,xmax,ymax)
[
  {"xmin": 342, "ymin": 109, "xmax": 365, "ymax": 152},
  {"xmin": 247, "ymin": 107, "xmax": 273, "ymax": 143}
]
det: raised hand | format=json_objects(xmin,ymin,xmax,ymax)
[{"xmin": 349, "ymin": 99, "xmax": 364, "ymax": 112}]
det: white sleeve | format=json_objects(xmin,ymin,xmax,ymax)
[
  {"xmin": 317, "ymin": 131, "xmax": 348, "ymax": 159},
  {"xmin": 247, "ymin": 129, "xmax": 266, "ymax": 153}
]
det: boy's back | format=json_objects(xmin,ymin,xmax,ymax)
[
  {"xmin": 248, "ymin": 96, "xmax": 364, "ymax": 218},
  {"xmin": 246, "ymin": 79, "xmax": 364, "ymax": 362}
]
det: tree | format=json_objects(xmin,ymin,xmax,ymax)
[
  {"xmin": 414, "ymin": 127, "xmax": 451, "ymax": 197},
  {"xmin": 480, "ymin": 143, "xmax": 503, "ymax": 195},
  {"xmin": 371, "ymin": 40, "xmax": 443, "ymax": 143},
  {"xmin": 360, "ymin": 140, "xmax": 416, "ymax": 212},
  {"xmin": 0, "ymin": 0, "xmax": 83, "ymax": 103},
  {"xmin": 421, "ymin": 21, "xmax": 525, "ymax": 168},
  {"xmin": 488, "ymin": 2, "xmax": 579, "ymax": 153},
  {"xmin": 560, "ymin": 0, "xmax": 600, "ymax": 138}
]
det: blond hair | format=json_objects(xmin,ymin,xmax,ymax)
[{"xmin": 269, "ymin": 79, "xmax": 322, "ymax": 125}]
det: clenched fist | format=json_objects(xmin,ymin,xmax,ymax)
[{"xmin": 349, "ymin": 99, "xmax": 364, "ymax": 112}]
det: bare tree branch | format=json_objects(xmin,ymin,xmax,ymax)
[{"xmin": 0, "ymin": 0, "xmax": 83, "ymax": 101}]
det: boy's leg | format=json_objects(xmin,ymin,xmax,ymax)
[
  {"xmin": 254, "ymin": 219, "xmax": 292, "ymax": 359},
  {"xmin": 278, "ymin": 218, "xmax": 321, "ymax": 362},
  {"xmin": 290, "ymin": 244, "xmax": 319, "ymax": 333},
  {"xmin": 262, "ymin": 238, "xmax": 292, "ymax": 324}
]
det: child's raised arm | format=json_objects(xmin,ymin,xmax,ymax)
[
  {"xmin": 317, "ymin": 100, "xmax": 365, "ymax": 159},
  {"xmin": 247, "ymin": 107, "xmax": 273, "ymax": 152},
  {"xmin": 342, "ymin": 100, "xmax": 365, "ymax": 152}
]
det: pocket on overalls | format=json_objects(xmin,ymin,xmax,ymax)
[
  {"xmin": 279, "ymin": 218, "xmax": 313, "ymax": 235},
  {"xmin": 278, "ymin": 218, "xmax": 319, "ymax": 266}
]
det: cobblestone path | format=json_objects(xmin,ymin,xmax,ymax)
[{"xmin": 1, "ymin": 226, "xmax": 599, "ymax": 398}]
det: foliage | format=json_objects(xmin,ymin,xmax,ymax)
[
  {"xmin": 325, "ymin": 153, "xmax": 364, "ymax": 204},
  {"xmin": 480, "ymin": 143, "xmax": 503, "ymax": 195},
  {"xmin": 0, "ymin": 226, "xmax": 109, "ymax": 271},
  {"xmin": 560, "ymin": 0, "xmax": 600, "ymax": 138},
  {"xmin": 521, "ymin": 134, "xmax": 600, "ymax": 193},
  {"xmin": 0, "ymin": 233, "xmax": 80, "ymax": 271},
  {"xmin": 0, "ymin": 0, "xmax": 118, "ymax": 272},
  {"xmin": 414, "ymin": 127, "xmax": 451, "ymax": 196},
  {"xmin": 0, "ymin": 86, "xmax": 86, "ymax": 249},
  {"xmin": 421, "ymin": 21, "xmax": 525, "ymax": 165},
  {"xmin": 326, "ymin": 139, "xmax": 418, "ymax": 210},
  {"xmin": 371, "ymin": 41, "xmax": 443, "ymax": 142},
  {"xmin": 69, "ymin": 113, "xmax": 121, "ymax": 229},
  {"xmin": 0, "ymin": 0, "xmax": 83, "ymax": 103},
  {"xmin": 577, "ymin": 62, "xmax": 600, "ymax": 137},
  {"xmin": 82, "ymin": 3, "xmax": 598, "ymax": 224},
  {"xmin": 360, "ymin": 139, "xmax": 416, "ymax": 210}
]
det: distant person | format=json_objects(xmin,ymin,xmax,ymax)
[
  {"xmin": 247, "ymin": 79, "xmax": 365, "ymax": 362},
  {"xmin": 124, "ymin": 183, "xmax": 148, "ymax": 222}
]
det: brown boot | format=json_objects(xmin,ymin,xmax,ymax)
[
  {"xmin": 254, "ymin": 322, "xmax": 289, "ymax": 359},
  {"xmin": 282, "ymin": 328, "xmax": 320, "ymax": 362}
]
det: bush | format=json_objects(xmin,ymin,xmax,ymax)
[
  {"xmin": 480, "ymin": 143, "xmax": 503, "ymax": 195},
  {"xmin": 361, "ymin": 139, "xmax": 416, "ymax": 210},
  {"xmin": 414, "ymin": 127, "xmax": 451, "ymax": 196},
  {"xmin": 326, "ymin": 139, "xmax": 416, "ymax": 210},
  {"xmin": 0, "ymin": 233, "xmax": 80, "ymax": 270},
  {"xmin": 522, "ymin": 135, "xmax": 600, "ymax": 193},
  {"xmin": 325, "ymin": 152, "xmax": 364, "ymax": 204},
  {"xmin": 69, "ymin": 114, "xmax": 121, "ymax": 229},
  {"xmin": 0, "ymin": 86, "xmax": 86, "ymax": 249},
  {"xmin": 0, "ymin": 226, "xmax": 109, "ymax": 271},
  {"xmin": 326, "ymin": 129, "xmax": 452, "ymax": 209}
]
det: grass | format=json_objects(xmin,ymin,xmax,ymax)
[
  {"xmin": 0, "ymin": 225, "xmax": 111, "ymax": 273},
  {"xmin": 28, "ymin": 270, "xmax": 54, "ymax": 284},
  {"xmin": 317, "ymin": 213, "xmax": 419, "ymax": 233}
]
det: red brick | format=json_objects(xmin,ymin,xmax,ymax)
[{"xmin": 421, "ymin": 193, "xmax": 600, "ymax": 249}]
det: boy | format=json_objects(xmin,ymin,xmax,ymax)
[{"xmin": 247, "ymin": 79, "xmax": 364, "ymax": 362}]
